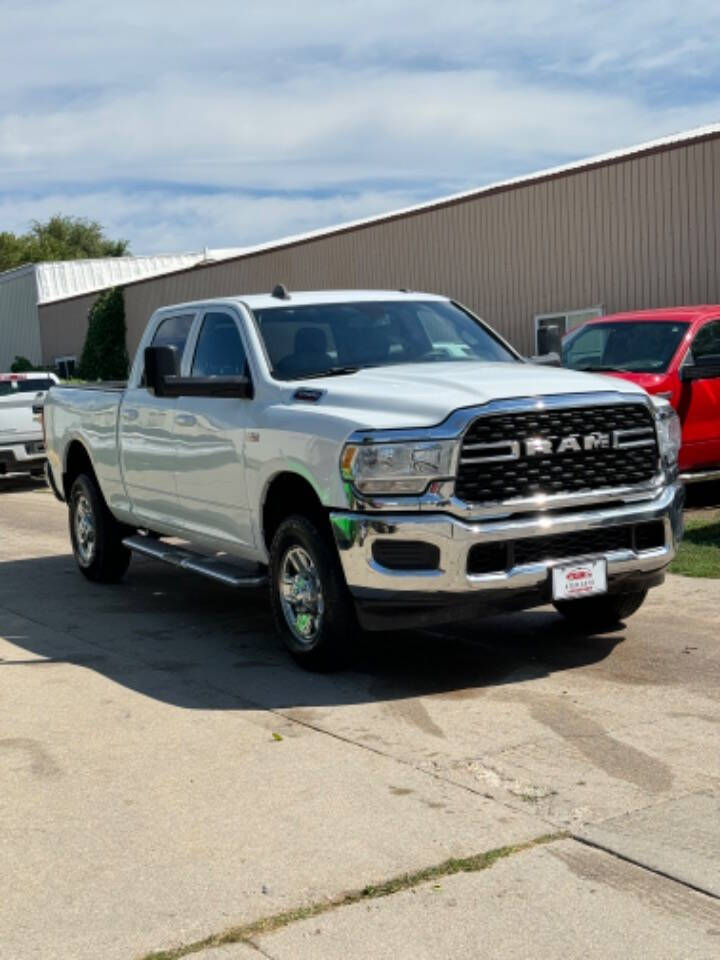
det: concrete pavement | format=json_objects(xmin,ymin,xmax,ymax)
[
  {"xmin": 253, "ymin": 839, "xmax": 720, "ymax": 959},
  {"xmin": 0, "ymin": 480, "xmax": 718, "ymax": 959}
]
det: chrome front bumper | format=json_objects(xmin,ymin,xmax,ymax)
[{"xmin": 330, "ymin": 482, "xmax": 684, "ymax": 608}]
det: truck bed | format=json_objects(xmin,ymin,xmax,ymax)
[
  {"xmin": 52, "ymin": 382, "xmax": 127, "ymax": 391},
  {"xmin": 43, "ymin": 385, "xmax": 126, "ymax": 503}
]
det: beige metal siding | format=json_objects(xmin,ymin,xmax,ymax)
[
  {"xmin": 39, "ymin": 132, "xmax": 720, "ymax": 362},
  {"xmin": 38, "ymin": 292, "xmax": 101, "ymax": 367},
  {"xmin": 0, "ymin": 268, "xmax": 42, "ymax": 370}
]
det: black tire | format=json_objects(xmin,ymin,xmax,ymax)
[
  {"xmin": 553, "ymin": 589, "xmax": 648, "ymax": 629},
  {"xmin": 69, "ymin": 473, "xmax": 131, "ymax": 583},
  {"xmin": 269, "ymin": 514, "xmax": 356, "ymax": 670}
]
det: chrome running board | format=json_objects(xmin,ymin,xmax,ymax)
[{"xmin": 123, "ymin": 535, "xmax": 267, "ymax": 588}]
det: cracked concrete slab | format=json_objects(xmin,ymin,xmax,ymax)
[
  {"xmin": 579, "ymin": 791, "xmax": 720, "ymax": 898},
  {"xmin": 0, "ymin": 619, "xmax": 545, "ymax": 960},
  {"xmin": 255, "ymin": 839, "xmax": 720, "ymax": 960},
  {"xmin": 1, "ymin": 482, "xmax": 719, "ymax": 960},
  {"xmin": 192, "ymin": 947, "xmax": 261, "ymax": 959}
]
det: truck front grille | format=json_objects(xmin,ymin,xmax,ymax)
[{"xmin": 455, "ymin": 403, "xmax": 658, "ymax": 504}]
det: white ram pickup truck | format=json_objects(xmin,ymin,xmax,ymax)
[
  {"xmin": 1, "ymin": 371, "xmax": 59, "ymax": 478},
  {"xmin": 44, "ymin": 288, "xmax": 684, "ymax": 668}
]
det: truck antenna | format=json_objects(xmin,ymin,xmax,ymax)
[{"xmin": 271, "ymin": 283, "xmax": 291, "ymax": 300}]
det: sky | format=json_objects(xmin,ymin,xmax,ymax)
[{"xmin": 1, "ymin": 0, "xmax": 719, "ymax": 255}]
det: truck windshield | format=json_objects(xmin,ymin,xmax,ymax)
[
  {"xmin": 252, "ymin": 300, "xmax": 518, "ymax": 380},
  {"xmin": 562, "ymin": 321, "xmax": 690, "ymax": 373}
]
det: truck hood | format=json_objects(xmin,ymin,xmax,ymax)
[{"xmin": 300, "ymin": 361, "xmax": 649, "ymax": 430}]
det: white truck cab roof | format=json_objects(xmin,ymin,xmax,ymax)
[{"xmin": 154, "ymin": 289, "xmax": 449, "ymax": 315}]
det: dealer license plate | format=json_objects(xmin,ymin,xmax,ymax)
[{"xmin": 551, "ymin": 558, "xmax": 607, "ymax": 601}]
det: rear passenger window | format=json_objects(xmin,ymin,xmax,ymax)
[{"xmin": 192, "ymin": 312, "xmax": 247, "ymax": 377}]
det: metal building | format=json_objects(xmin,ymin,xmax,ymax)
[
  {"xmin": 37, "ymin": 124, "xmax": 720, "ymax": 365},
  {"xmin": 0, "ymin": 253, "xmax": 237, "ymax": 372}
]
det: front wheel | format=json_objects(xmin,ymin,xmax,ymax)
[
  {"xmin": 69, "ymin": 473, "xmax": 131, "ymax": 583},
  {"xmin": 269, "ymin": 514, "xmax": 356, "ymax": 670},
  {"xmin": 553, "ymin": 590, "xmax": 648, "ymax": 629}
]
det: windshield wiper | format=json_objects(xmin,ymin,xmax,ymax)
[
  {"xmin": 576, "ymin": 364, "xmax": 633, "ymax": 372},
  {"xmin": 292, "ymin": 365, "xmax": 363, "ymax": 380}
]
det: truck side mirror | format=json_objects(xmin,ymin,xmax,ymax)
[
  {"xmin": 536, "ymin": 323, "xmax": 563, "ymax": 357},
  {"xmin": 144, "ymin": 345, "xmax": 179, "ymax": 396}
]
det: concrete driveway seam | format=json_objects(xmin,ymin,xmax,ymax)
[
  {"xmin": 571, "ymin": 833, "xmax": 720, "ymax": 902},
  {"xmin": 134, "ymin": 833, "xmax": 564, "ymax": 960}
]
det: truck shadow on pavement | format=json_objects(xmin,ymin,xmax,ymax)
[
  {"xmin": 0, "ymin": 476, "xmax": 48, "ymax": 494},
  {"xmin": 0, "ymin": 552, "xmax": 624, "ymax": 712}
]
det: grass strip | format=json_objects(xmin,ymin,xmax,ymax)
[
  {"xmin": 671, "ymin": 510, "xmax": 720, "ymax": 579},
  {"xmin": 139, "ymin": 832, "xmax": 564, "ymax": 960}
]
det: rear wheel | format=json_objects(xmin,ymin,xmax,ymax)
[
  {"xmin": 69, "ymin": 473, "xmax": 131, "ymax": 583},
  {"xmin": 269, "ymin": 514, "xmax": 356, "ymax": 670},
  {"xmin": 553, "ymin": 590, "xmax": 648, "ymax": 629}
]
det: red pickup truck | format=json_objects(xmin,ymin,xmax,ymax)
[{"xmin": 562, "ymin": 306, "xmax": 720, "ymax": 483}]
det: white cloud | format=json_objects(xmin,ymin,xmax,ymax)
[
  {"xmin": 1, "ymin": 1, "xmax": 719, "ymax": 252},
  {"xmin": 0, "ymin": 185, "xmax": 431, "ymax": 253}
]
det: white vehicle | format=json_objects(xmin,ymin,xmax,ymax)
[
  {"xmin": 0, "ymin": 372, "xmax": 59, "ymax": 478},
  {"xmin": 43, "ymin": 289, "xmax": 684, "ymax": 669}
]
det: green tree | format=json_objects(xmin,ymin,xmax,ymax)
[
  {"xmin": 77, "ymin": 288, "xmax": 129, "ymax": 381},
  {"xmin": 0, "ymin": 215, "xmax": 129, "ymax": 272}
]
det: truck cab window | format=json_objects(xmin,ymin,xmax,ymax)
[
  {"xmin": 191, "ymin": 312, "xmax": 247, "ymax": 377},
  {"xmin": 152, "ymin": 314, "xmax": 195, "ymax": 353},
  {"xmin": 691, "ymin": 320, "xmax": 720, "ymax": 363},
  {"xmin": 140, "ymin": 314, "xmax": 195, "ymax": 386}
]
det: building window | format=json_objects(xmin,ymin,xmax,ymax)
[
  {"xmin": 55, "ymin": 355, "xmax": 77, "ymax": 379},
  {"xmin": 534, "ymin": 306, "xmax": 604, "ymax": 354}
]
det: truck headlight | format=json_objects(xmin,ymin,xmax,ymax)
[
  {"xmin": 652, "ymin": 398, "xmax": 681, "ymax": 467},
  {"xmin": 341, "ymin": 440, "xmax": 456, "ymax": 494}
]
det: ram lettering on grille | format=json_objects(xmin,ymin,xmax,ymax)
[{"xmin": 456, "ymin": 404, "xmax": 659, "ymax": 504}]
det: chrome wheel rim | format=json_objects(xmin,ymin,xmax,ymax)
[
  {"xmin": 279, "ymin": 545, "xmax": 324, "ymax": 646},
  {"xmin": 74, "ymin": 493, "xmax": 96, "ymax": 566}
]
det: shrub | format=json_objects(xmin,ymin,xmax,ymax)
[
  {"xmin": 77, "ymin": 287, "xmax": 129, "ymax": 381},
  {"xmin": 10, "ymin": 355, "xmax": 36, "ymax": 373}
]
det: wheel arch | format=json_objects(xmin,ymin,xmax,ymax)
[
  {"xmin": 63, "ymin": 439, "xmax": 99, "ymax": 502},
  {"xmin": 261, "ymin": 471, "xmax": 329, "ymax": 552}
]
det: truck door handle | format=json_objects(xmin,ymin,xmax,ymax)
[
  {"xmin": 175, "ymin": 414, "xmax": 197, "ymax": 427},
  {"xmin": 122, "ymin": 408, "xmax": 139, "ymax": 422}
]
